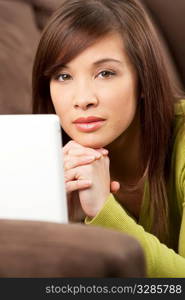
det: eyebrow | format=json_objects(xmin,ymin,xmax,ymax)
[
  {"xmin": 93, "ymin": 58, "xmax": 122, "ymax": 66},
  {"xmin": 63, "ymin": 58, "xmax": 123, "ymax": 69}
]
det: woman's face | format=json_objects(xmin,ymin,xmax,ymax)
[{"xmin": 50, "ymin": 33, "xmax": 138, "ymax": 149}]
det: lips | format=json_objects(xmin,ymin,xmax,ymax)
[
  {"xmin": 73, "ymin": 116, "xmax": 105, "ymax": 123},
  {"xmin": 73, "ymin": 116, "xmax": 105, "ymax": 133}
]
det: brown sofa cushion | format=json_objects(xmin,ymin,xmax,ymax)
[
  {"xmin": 0, "ymin": 219, "xmax": 146, "ymax": 277},
  {"xmin": 0, "ymin": 1, "xmax": 39, "ymax": 114},
  {"xmin": 141, "ymin": 0, "xmax": 185, "ymax": 90},
  {"xmin": 0, "ymin": 0, "xmax": 61, "ymax": 114}
]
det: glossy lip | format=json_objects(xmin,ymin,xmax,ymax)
[
  {"xmin": 73, "ymin": 116, "xmax": 105, "ymax": 123},
  {"xmin": 73, "ymin": 116, "xmax": 106, "ymax": 133}
]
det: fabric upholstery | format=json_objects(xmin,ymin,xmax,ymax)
[{"xmin": 0, "ymin": 219, "xmax": 145, "ymax": 277}]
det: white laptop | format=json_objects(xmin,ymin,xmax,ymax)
[{"xmin": 0, "ymin": 114, "xmax": 68, "ymax": 223}]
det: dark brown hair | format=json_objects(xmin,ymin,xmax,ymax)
[{"xmin": 32, "ymin": 0, "xmax": 182, "ymax": 247}]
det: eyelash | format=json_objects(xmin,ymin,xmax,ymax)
[
  {"xmin": 54, "ymin": 70, "xmax": 116, "ymax": 82},
  {"xmin": 97, "ymin": 70, "xmax": 116, "ymax": 79},
  {"xmin": 55, "ymin": 73, "xmax": 71, "ymax": 81}
]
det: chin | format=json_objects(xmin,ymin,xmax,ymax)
[
  {"xmin": 73, "ymin": 136, "xmax": 109, "ymax": 149},
  {"xmin": 82, "ymin": 142, "xmax": 107, "ymax": 149}
]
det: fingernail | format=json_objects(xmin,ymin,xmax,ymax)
[
  {"xmin": 96, "ymin": 153, "xmax": 102, "ymax": 159},
  {"xmin": 102, "ymin": 149, "xmax": 108, "ymax": 155}
]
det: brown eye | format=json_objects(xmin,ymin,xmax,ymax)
[
  {"xmin": 56, "ymin": 73, "xmax": 72, "ymax": 81},
  {"xmin": 98, "ymin": 70, "xmax": 116, "ymax": 78}
]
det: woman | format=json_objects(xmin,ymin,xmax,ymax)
[{"xmin": 32, "ymin": 0, "xmax": 185, "ymax": 277}]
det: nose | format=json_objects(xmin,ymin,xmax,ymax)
[{"xmin": 73, "ymin": 82, "xmax": 98, "ymax": 110}]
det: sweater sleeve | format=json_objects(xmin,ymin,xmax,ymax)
[{"xmin": 85, "ymin": 194, "xmax": 185, "ymax": 277}]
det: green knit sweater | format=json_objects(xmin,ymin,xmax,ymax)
[{"xmin": 86, "ymin": 100, "xmax": 185, "ymax": 277}]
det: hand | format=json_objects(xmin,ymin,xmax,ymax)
[
  {"xmin": 63, "ymin": 140, "xmax": 108, "ymax": 221},
  {"xmin": 63, "ymin": 141, "xmax": 120, "ymax": 220},
  {"xmin": 77, "ymin": 154, "xmax": 110, "ymax": 217}
]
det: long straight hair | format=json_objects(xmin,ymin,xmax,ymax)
[{"xmin": 32, "ymin": 0, "xmax": 181, "ymax": 247}]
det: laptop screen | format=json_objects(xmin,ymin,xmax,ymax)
[{"xmin": 0, "ymin": 114, "xmax": 68, "ymax": 223}]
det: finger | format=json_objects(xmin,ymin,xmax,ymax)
[
  {"xmin": 63, "ymin": 140, "xmax": 83, "ymax": 155},
  {"xmin": 64, "ymin": 155, "xmax": 96, "ymax": 170},
  {"xmin": 68, "ymin": 147, "xmax": 108, "ymax": 159},
  {"xmin": 63, "ymin": 140, "xmax": 108, "ymax": 157},
  {"xmin": 67, "ymin": 148, "xmax": 102, "ymax": 159},
  {"xmin": 66, "ymin": 179, "xmax": 92, "ymax": 193},
  {"xmin": 110, "ymin": 181, "xmax": 120, "ymax": 193},
  {"xmin": 64, "ymin": 167, "xmax": 82, "ymax": 182},
  {"xmin": 95, "ymin": 148, "xmax": 109, "ymax": 156}
]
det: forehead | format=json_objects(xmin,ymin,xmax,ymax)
[{"xmin": 66, "ymin": 32, "xmax": 127, "ymax": 66}]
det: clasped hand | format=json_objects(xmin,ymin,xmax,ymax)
[{"xmin": 63, "ymin": 141, "xmax": 120, "ymax": 221}]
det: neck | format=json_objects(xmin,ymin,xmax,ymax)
[{"xmin": 107, "ymin": 111, "xmax": 143, "ymax": 185}]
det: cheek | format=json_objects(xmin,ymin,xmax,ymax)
[
  {"xmin": 50, "ymin": 86, "xmax": 68, "ymax": 116},
  {"xmin": 55, "ymin": 105, "xmax": 70, "ymax": 132},
  {"xmin": 106, "ymin": 83, "xmax": 137, "ymax": 127},
  {"xmin": 50, "ymin": 85, "xmax": 59, "ymax": 110},
  {"xmin": 102, "ymin": 84, "xmax": 136, "ymax": 111}
]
